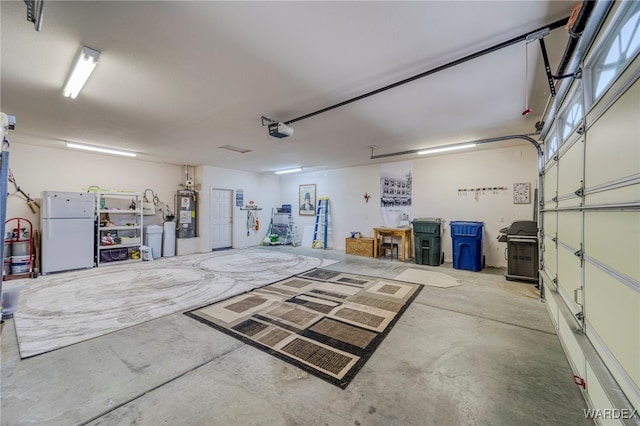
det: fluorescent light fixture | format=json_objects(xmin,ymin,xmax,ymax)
[
  {"xmin": 218, "ymin": 145, "xmax": 252, "ymax": 154},
  {"xmin": 417, "ymin": 143, "xmax": 477, "ymax": 155},
  {"xmin": 275, "ymin": 167, "xmax": 302, "ymax": 175},
  {"xmin": 63, "ymin": 46, "xmax": 100, "ymax": 99},
  {"xmin": 66, "ymin": 142, "xmax": 137, "ymax": 157}
]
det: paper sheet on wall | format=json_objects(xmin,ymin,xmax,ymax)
[
  {"xmin": 301, "ymin": 226, "xmax": 314, "ymax": 247},
  {"xmin": 380, "ymin": 161, "xmax": 412, "ymax": 227}
]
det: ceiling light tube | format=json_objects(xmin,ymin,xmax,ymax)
[
  {"xmin": 63, "ymin": 46, "xmax": 100, "ymax": 99},
  {"xmin": 417, "ymin": 143, "xmax": 477, "ymax": 155},
  {"xmin": 275, "ymin": 167, "xmax": 302, "ymax": 175},
  {"xmin": 66, "ymin": 142, "xmax": 137, "ymax": 157}
]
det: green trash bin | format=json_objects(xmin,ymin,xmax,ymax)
[{"xmin": 412, "ymin": 218, "xmax": 444, "ymax": 266}]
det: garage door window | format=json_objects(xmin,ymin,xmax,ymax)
[{"xmin": 590, "ymin": 7, "xmax": 640, "ymax": 100}]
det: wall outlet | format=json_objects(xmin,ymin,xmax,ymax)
[{"xmin": 500, "ymin": 217, "xmax": 505, "ymax": 223}]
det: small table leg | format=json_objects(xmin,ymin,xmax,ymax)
[{"xmin": 373, "ymin": 230, "xmax": 379, "ymax": 258}]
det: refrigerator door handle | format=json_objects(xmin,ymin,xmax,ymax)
[{"xmin": 43, "ymin": 193, "xmax": 52, "ymax": 219}]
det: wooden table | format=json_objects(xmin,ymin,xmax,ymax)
[{"xmin": 373, "ymin": 227, "xmax": 413, "ymax": 262}]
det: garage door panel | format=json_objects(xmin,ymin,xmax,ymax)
[
  {"xmin": 544, "ymin": 164, "xmax": 558, "ymax": 204},
  {"xmin": 585, "ymin": 184, "xmax": 640, "ymax": 206},
  {"xmin": 585, "ymin": 264, "xmax": 640, "ymax": 390},
  {"xmin": 585, "ymin": 211, "xmax": 640, "ymax": 282},
  {"xmin": 558, "ymin": 246, "xmax": 582, "ymax": 311},
  {"xmin": 557, "ymin": 198, "xmax": 582, "ymax": 209},
  {"xmin": 542, "ymin": 211, "xmax": 557, "ymax": 277},
  {"xmin": 543, "ymin": 236, "xmax": 557, "ymax": 276},
  {"xmin": 558, "ymin": 314, "xmax": 586, "ymax": 378},
  {"xmin": 542, "ymin": 211, "xmax": 557, "ymax": 235},
  {"xmin": 558, "ymin": 140, "xmax": 584, "ymax": 199},
  {"xmin": 544, "ymin": 280, "xmax": 559, "ymax": 328},
  {"xmin": 557, "ymin": 211, "xmax": 582, "ymax": 248},
  {"xmin": 585, "ymin": 81, "xmax": 640, "ymax": 188}
]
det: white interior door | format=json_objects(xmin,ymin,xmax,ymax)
[{"xmin": 210, "ymin": 188, "xmax": 232, "ymax": 250}]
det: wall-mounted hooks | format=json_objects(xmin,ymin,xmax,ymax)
[{"xmin": 457, "ymin": 186, "xmax": 508, "ymax": 198}]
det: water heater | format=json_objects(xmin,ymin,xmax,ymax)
[{"xmin": 175, "ymin": 189, "xmax": 198, "ymax": 238}]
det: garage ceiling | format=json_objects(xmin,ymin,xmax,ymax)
[{"xmin": 1, "ymin": 1, "xmax": 577, "ymax": 173}]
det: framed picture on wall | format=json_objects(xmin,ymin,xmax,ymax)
[{"xmin": 299, "ymin": 184, "xmax": 316, "ymax": 215}]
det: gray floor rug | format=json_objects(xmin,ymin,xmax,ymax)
[
  {"xmin": 394, "ymin": 268, "xmax": 461, "ymax": 288},
  {"xmin": 12, "ymin": 248, "xmax": 337, "ymax": 358}
]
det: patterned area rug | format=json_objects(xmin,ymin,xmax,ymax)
[{"xmin": 186, "ymin": 269, "xmax": 423, "ymax": 388}]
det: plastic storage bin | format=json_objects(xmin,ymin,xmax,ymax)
[
  {"xmin": 450, "ymin": 221, "xmax": 484, "ymax": 271},
  {"xmin": 144, "ymin": 225, "xmax": 163, "ymax": 259},
  {"xmin": 412, "ymin": 218, "xmax": 443, "ymax": 266}
]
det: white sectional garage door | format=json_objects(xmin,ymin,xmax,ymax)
[{"xmin": 540, "ymin": 1, "xmax": 639, "ymax": 415}]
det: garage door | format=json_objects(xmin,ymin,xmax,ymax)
[{"xmin": 539, "ymin": 1, "xmax": 639, "ymax": 413}]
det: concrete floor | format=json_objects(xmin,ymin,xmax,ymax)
[{"xmin": 1, "ymin": 246, "xmax": 591, "ymax": 425}]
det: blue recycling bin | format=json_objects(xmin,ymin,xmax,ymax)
[{"xmin": 450, "ymin": 221, "xmax": 484, "ymax": 271}]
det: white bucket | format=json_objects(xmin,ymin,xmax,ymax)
[
  {"xmin": 140, "ymin": 245, "xmax": 153, "ymax": 261},
  {"xmin": 1, "ymin": 281, "xmax": 23, "ymax": 318},
  {"xmin": 10, "ymin": 255, "xmax": 31, "ymax": 274}
]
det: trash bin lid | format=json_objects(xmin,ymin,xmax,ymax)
[
  {"xmin": 412, "ymin": 217, "xmax": 443, "ymax": 222},
  {"xmin": 144, "ymin": 225, "xmax": 163, "ymax": 233},
  {"xmin": 450, "ymin": 221, "xmax": 484, "ymax": 237}
]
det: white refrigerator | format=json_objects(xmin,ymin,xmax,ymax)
[{"xmin": 41, "ymin": 191, "xmax": 95, "ymax": 274}]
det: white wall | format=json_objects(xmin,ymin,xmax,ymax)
[
  {"xmin": 279, "ymin": 144, "xmax": 538, "ymax": 267},
  {"xmin": 412, "ymin": 145, "xmax": 538, "ymax": 267},
  {"xmin": 6, "ymin": 142, "xmax": 183, "ymax": 232},
  {"xmin": 8, "ymin": 141, "xmax": 538, "ymax": 267},
  {"xmin": 197, "ymin": 165, "xmax": 281, "ymax": 252},
  {"xmin": 5, "ymin": 143, "xmax": 281, "ymax": 255},
  {"xmin": 278, "ymin": 165, "xmax": 381, "ymax": 249}
]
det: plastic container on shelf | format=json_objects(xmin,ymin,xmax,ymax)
[{"xmin": 450, "ymin": 221, "xmax": 484, "ymax": 272}]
